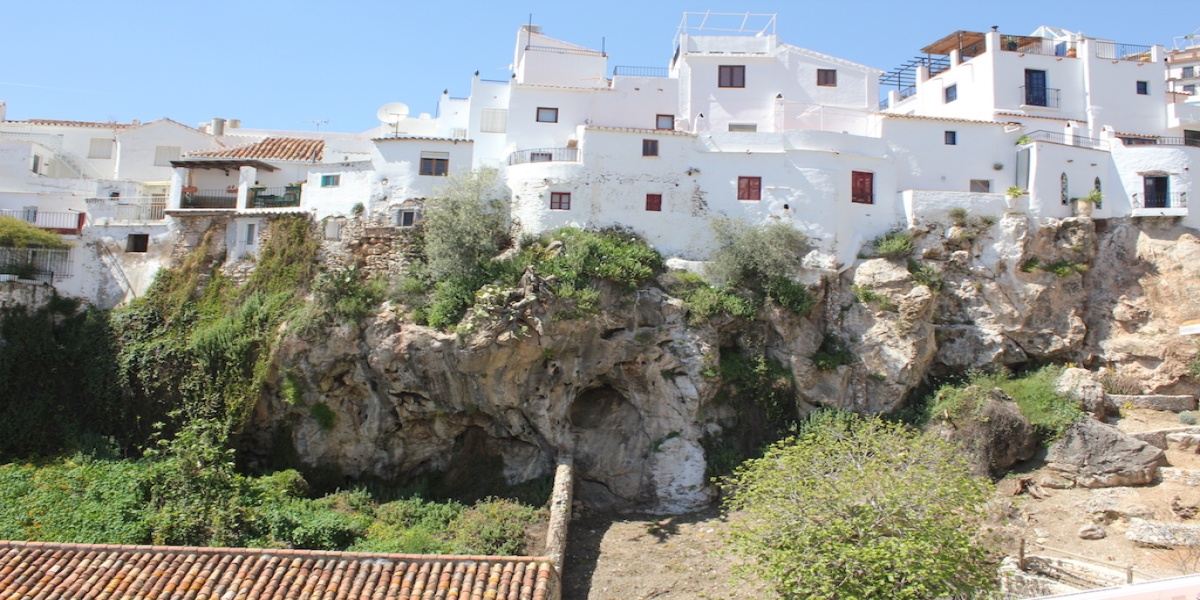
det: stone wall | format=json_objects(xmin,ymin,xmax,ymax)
[
  {"xmin": 0, "ymin": 281, "xmax": 57, "ymax": 312},
  {"xmin": 318, "ymin": 215, "xmax": 421, "ymax": 278},
  {"xmin": 169, "ymin": 212, "xmax": 234, "ymax": 268}
]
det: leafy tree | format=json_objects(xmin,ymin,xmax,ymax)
[
  {"xmin": 421, "ymin": 167, "xmax": 510, "ymax": 281},
  {"xmin": 703, "ymin": 218, "xmax": 814, "ymax": 316},
  {"xmin": 722, "ymin": 410, "xmax": 996, "ymax": 599}
]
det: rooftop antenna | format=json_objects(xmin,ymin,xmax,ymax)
[
  {"xmin": 307, "ymin": 119, "xmax": 329, "ymax": 131},
  {"xmin": 376, "ymin": 102, "xmax": 410, "ymax": 137}
]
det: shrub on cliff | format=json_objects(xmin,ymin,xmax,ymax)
[
  {"xmin": 722, "ymin": 410, "xmax": 996, "ymax": 599},
  {"xmin": 421, "ymin": 167, "xmax": 510, "ymax": 282},
  {"xmin": 704, "ymin": 219, "xmax": 814, "ymax": 316}
]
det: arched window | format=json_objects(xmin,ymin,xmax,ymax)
[
  {"xmin": 1061, "ymin": 173, "xmax": 1069, "ymax": 205},
  {"xmin": 1094, "ymin": 177, "xmax": 1102, "ymax": 209}
]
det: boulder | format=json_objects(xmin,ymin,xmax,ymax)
[
  {"xmin": 930, "ymin": 388, "xmax": 1039, "ymax": 478},
  {"xmin": 1078, "ymin": 524, "xmax": 1107, "ymax": 540},
  {"xmin": 1055, "ymin": 368, "xmax": 1112, "ymax": 419},
  {"xmin": 1109, "ymin": 395, "xmax": 1198, "ymax": 413},
  {"xmin": 1080, "ymin": 489, "xmax": 1156, "ymax": 523},
  {"xmin": 1043, "ymin": 419, "xmax": 1165, "ymax": 488},
  {"xmin": 1126, "ymin": 518, "xmax": 1200, "ymax": 547}
]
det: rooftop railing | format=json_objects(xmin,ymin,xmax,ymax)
[
  {"xmin": 85, "ymin": 197, "xmax": 166, "ymax": 221},
  {"xmin": 0, "ymin": 209, "xmax": 83, "ymax": 235},
  {"xmin": 1094, "ymin": 41, "xmax": 1153, "ymax": 61},
  {"xmin": 525, "ymin": 45, "xmax": 605, "ymax": 58},
  {"xmin": 1024, "ymin": 130, "xmax": 1107, "ymax": 150},
  {"xmin": 612, "ymin": 66, "xmax": 670, "ymax": 78},
  {"xmin": 507, "ymin": 147, "xmax": 580, "ymax": 166},
  {"xmin": 1118, "ymin": 136, "xmax": 1200, "ymax": 147},
  {"xmin": 1001, "ymin": 36, "xmax": 1077, "ymax": 57}
]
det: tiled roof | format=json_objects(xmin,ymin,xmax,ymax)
[
  {"xmin": 0, "ymin": 540, "xmax": 558, "ymax": 600},
  {"xmin": 584, "ymin": 125, "xmax": 696, "ymax": 137},
  {"xmin": 187, "ymin": 137, "xmax": 325, "ymax": 162},
  {"xmin": 881, "ymin": 113, "xmax": 1018, "ymax": 126},
  {"xmin": 6, "ymin": 119, "xmax": 135, "ymax": 129},
  {"xmin": 372, "ymin": 136, "xmax": 474, "ymax": 142}
]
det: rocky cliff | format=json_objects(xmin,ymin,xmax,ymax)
[{"xmin": 249, "ymin": 214, "xmax": 1200, "ymax": 513}]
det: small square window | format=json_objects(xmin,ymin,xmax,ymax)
[
  {"xmin": 646, "ymin": 194, "xmax": 662, "ymax": 212},
  {"xmin": 321, "ymin": 174, "xmax": 341, "ymax": 187},
  {"xmin": 642, "ymin": 139, "xmax": 659, "ymax": 156},
  {"xmin": 656, "ymin": 114, "xmax": 674, "ymax": 130},
  {"xmin": 480, "ymin": 108, "xmax": 508, "ymax": 133},
  {"xmin": 1185, "ymin": 84, "xmax": 1197, "ymax": 95},
  {"xmin": 944, "ymin": 131, "xmax": 957, "ymax": 145},
  {"xmin": 550, "ymin": 192, "xmax": 571, "ymax": 210},
  {"xmin": 536, "ymin": 107, "xmax": 559, "ymax": 123},
  {"xmin": 737, "ymin": 176, "xmax": 761, "ymax": 201},
  {"xmin": 1136, "ymin": 81, "xmax": 1149, "ymax": 95},
  {"xmin": 419, "ymin": 156, "xmax": 449, "ymax": 176},
  {"xmin": 817, "ymin": 69, "xmax": 837, "ymax": 87},
  {"xmin": 125, "ymin": 233, "xmax": 149, "ymax": 253},
  {"xmin": 851, "ymin": 171, "xmax": 874, "ymax": 204},
  {"xmin": 969, "ymin": 179, "xmax": 991, "ymax": 193},
  {"xmin": 396, "ymin": 209, "xmax": 418, "ymax": 227},
  {"xmin": 944, "ymin": 84, "xmax": 958, "ymax": 103},
  {"xmin": 719, "ymin": 65, "xmax": 745, "ymax": 88},
  {"xmin": 1184, "ymin": 66, "xmax": 1195, "ymax": 78}
]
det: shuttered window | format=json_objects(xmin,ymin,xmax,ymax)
[
  {"xmin": 851, "ymin": 171, "xmax": 874, "ymax": 204},
  {"xmin": 419, "ymin": 151, "xmax": 449, "ymax": 176},
  {"xmin": 480, "ymin": 109, "xmax": 507, "ymax": 133},
  {"xmin": 646, "ymin": 194, "xmax": 662, "ymax": 212},
  {"xmin": 88, "ymin": 138, "xmax": 113, "ymax": 159},
  {"xmin": 737, "ymin": 176, "xmax": 761, "ymax": 201}
]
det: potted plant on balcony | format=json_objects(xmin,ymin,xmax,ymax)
[{"xmin": 1072, "ymin": 190, "xmax": 1103, "ymax": 217}]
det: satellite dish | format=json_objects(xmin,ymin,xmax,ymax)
[{"xmin": 377, "ymin": 102, "xmax": 410, "ymax": 124}]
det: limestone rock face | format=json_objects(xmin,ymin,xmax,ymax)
[
  {"xmin": 1056, "ymin": 368, "xmax": 1113, "ymax": 419},
  {"xmin": 1043, "ymin": 419, "xmax": 1165, "ymax": 488}
]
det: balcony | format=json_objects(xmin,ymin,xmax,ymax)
[
  {"xmin": 612, "ymin": 66, "xmax": 670, "ymax": 78},
  {"xmin": 1024, "ymin": 130, "xmax": 1106, "ymax": 150},
  {"xmin": 1001, "ymin": 36, "xmax": 1077, "ymax": 57},
  {"xmin": 507, "ymin": 148, "xmax": 579, "ymax": 166},
  {"xmin": 181, "ymin": 188, "xmax": 238, "ymax": 209},
  {"xmin": 1093, "ymin": 41, "xmax": 1153, "ymax": 62},
  {"xmin": 1132, "ymin": 191, "xmax": 1187, "ymax": 210},
  {"xmin": 0, "ymin": 246, "xmax": 73, "ymax": 283},
  {"xmin": 248, "ymin": 186, "xmax": 303, "ymax": 208},
  {"xmin": 0, "ymin": 209, "xmax": 84, "ymax": 235},
  {"xmin": 85, "ymin": 197, "xmax": 166, "ymax": 222},
  {"xmin": 1021, "ymin": 86, "xmax": 1061, "ymax": 108}
]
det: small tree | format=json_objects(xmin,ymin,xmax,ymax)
[
  {"xmin": 420, "ymin": 167, "xmax": 510, "ymax": 281},
  {"xmin": 706, "ymin": 218, "xmax": 809, "ymax": 286},
  {"xmin": 722, "ymin": 410, "xmax": 996, "ymax": 599}
]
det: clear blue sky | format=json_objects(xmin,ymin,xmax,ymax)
[{"xmin": 1, "ymin": 1, "xmax": 1196, "ymax": 133}]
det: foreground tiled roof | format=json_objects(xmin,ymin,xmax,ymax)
[
  {"xmin": 187, "ymin": 137, "xmax": 325, "ymax": 162},
  {"xmin": 0, "ymin": 540, "xmax": 558, "ymax": 600}
]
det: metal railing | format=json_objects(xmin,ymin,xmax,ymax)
[
  {"xmin": 181, "ymin": 189, "xmax": 238, "ymax": 209},
  {"xmin": 612, "ymin": 66, "xmax": 670, "ymax": 78},
  {"xmin": 1020, "ymin": 86, "xmax": 1061, "ymax": 108},
  {"xmin": 1119, "ymin": 136, "xmax": 1200, "ymax": 147},
  {"xmin": 85, "ymin": 197, "xmax": 166, "ymax": 221},
  {"xmin": 1156, "ymin": 136, "xmax": 1200, "ymax": 147},
  {"xmin": 1132, "ymin": 191, "xmax": 1188, "ymax": 209},
  {"xmin": 525, "ymin": 44, "xmax": 605, "ymax": 58},
  {"xmin": 1024, "ymin": 130, "xmax": 1106, "ymax": 150},
  {"xmin": 248, "ymin": 186, "xmax": 302, "ymax": 208},
  {"xmin": 1001, "ymin": 36, "xmax": 1077, "ymax": 57},
  {"xmin": 507, "ymin": 147, "xmax": 579, "ymax": 166},
  {"xmin": 880, "ymin": 56, "xmax": 950, "ymax": 90},
  {"xmin": 0, "ymin": 209, "xmax": 83, "ymax": 234},
  {"xmin": 0, "ymin": 246, "xmax": 73, "ymax": 280},
  {"xmin": 1094, "ymin": 41, "xmax": 1153, "ymax": 61}
]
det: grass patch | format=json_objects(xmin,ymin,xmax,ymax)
[
  {"xmin": 873, "ymin": 231, "xmax": 914, "ymax": 260},
  {"xmin": 927, "ymin": 365, "xmax": 1082, "ymax": 438}
]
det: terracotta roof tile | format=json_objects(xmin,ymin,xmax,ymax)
[
  {"xmin": 0, "ymin": 541, "xmax": 559, "ymax": 600},
  {"xmin": 187, "ymin": 137, "xmax": 325, "ymax": 162},
  {"xmin": 6, "ymin": 119, "xmax": 136, "ymax": 129},
  {"xmin": 881, "ymin": 113, "xmax": 1018, "ymax": 126}
]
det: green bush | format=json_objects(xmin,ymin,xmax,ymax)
[
  {"xmin": 873, "ymin": 231, "xmax": 914, "ymax": 260},
  {"xmin": 706, "ymin": 218, "xmax": 810, "ymax": 286},
  {"xmin": 255, "ymin": 494, "xmax": 372, "ymax": 550},
  {"xmin": 315, "ymin": 266, "xmax": 386, "ymax": 323},
  {"xmin": 448, "ymin": 497, "xmax": 542, "ymax": 555},
  {"xmin": 0, "ymin": 216, "xmax": 69, "ymax": 249},
  {"xmin": 928, "ymin": 366, "xmax": 1082, "ymax": 438},
  {"xmin": 948, "ymin": 207, "xmax": 970, "ymax": 227},
  {"xmin": 661, "ymin": 271, "xmax": 756, "ymax": 323},
  {"xmin": 812, "ymin": 334, "xmax": 853, "ymax": 371},
  {"xmin": 310, "ymin": 402, "xmax": 337, "ymax": 430},
  {"xmin": 421, "ymin": 168, "xmax": 510, "ymax": 282},
  {"xmin": 907, "ymin": 258, "xmax": 944, "ymax": 291}
]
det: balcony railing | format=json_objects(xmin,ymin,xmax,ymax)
[
  {"xmin": 0, "ymin": 246, "xmax": 73, "ymax": 282},
  {"xmin": 181, "ymin": 188, "xmax": 238, "ymax": 209},
  {"xmin": 525, "ymin": 44, "xmax": 605, "ymax": 58},
  {"xmin": 612, "ymin": 66, "xmax": 670, "ymax": 78},
  {"xmin": 507, "ymin": 148, "xmax": 580, "ymax": 166},
  {"xmin": 1119, "ymin": 136, "xmax": 1200, "ymax": 147},
  {"xmin": 1094, "ymin": 41, "xmax": 1153, "ymax": 61},
  {"xmin": 85, "ymin": 197, "xmax": 166, "ymax": 221},
  {"xmin": 0, "ymin": 209, "xmax": 84, "ymax": 235},
  {"xmin": 1024, "ymin": 130, "xmax": 1106, "ymax": 150},
  {"xmin": 249, "ymin": 186, "xmax": 302, "ymax": 208},
  {"xmin": 1132, "ymin": 192, "xmax": 1188, "ymax": 209},
  {"xmin": 1021, "ymin": 86, "xmax": 1061, "ymax": 108},
  {"xmin": 1001, "ymin": 36, "xmax": 1077, "ymax": 57}
]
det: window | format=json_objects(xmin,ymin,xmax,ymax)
[
  {"xmin": 728, "ymin": 123, "xmax": 757, "ymax": 132},
  {"xmin": 88, "ymin": 138, "xmax": 113, "ymax": 159},
  {"xmin": 321, "ymin": 174, "xmax": 341, "ymax": 187},
  {"xmin": 969, "ymin": 180, "xmax": 991, "ymax": 193},
  {"xmin": 396, "ymin": 209, "xmax": 418, "ymax": 227},
  {"xmin": 153, "ymin": 146, "xmax": 180, "ymax": 167},
  {"xmin": 642, "ymin": 139, "xmax": 659, "ymax": 156},
  {"xmin": 1094, "ymin": 177, "xmax": 1102, "ymax": 209},
  {"xmin": 530, "ymin": 152, "xmax": 552, "ymax": 162},
  {"xmin": 1186, "ymin": 84, "xmax": 1197, "ymax": 95},
  {"xmin": 419, "ymin": 152, "xmax": 449, "ymax": 176},
  {"xmin": 737, "ymin": 176, "xmax": 762, "ymax": 201},
  {"xmin": 480, "ymin": 108, "xmax": 508, "ymax": 133},
  {"xmin": 550, "ymin": 192, "xmax": 571, "ymax": 210},
  {"xmin": 817, "ymin": 69, "xmax": 837, "ymax": 87},
  {"xmin": 30, "ymin": 154, "xmax": 41, "ymax": 174},
  {"xmin": 125, "ymin": 234, "xmax": 149, "ymax": 253},
  {"xmin": 1144, "ymin": 175, "xmax": 1169, "ymax": 208},
  {"xmin": 944, "ymin": 84, "xmax": 958, "ymax": 103},
  {"xmin": 1025, "ymin": 69, "xmax": 1048, "ymax": 106},
  {"xmin": 646, "ymin": 194, "xmax": 662, "ymax": 212},
  {"xmin": 1184, "ymin": 66, "xmax": 1196, "ymax": 78},
  {"xmin": 944, "ymin": 131, "xmax": 957, "ymax": 145},
  {"xmin": 536, "ymin": 107, "xmax": 559, "ymax": 123},
  {"xmin": 656, "ymin": 114, "xmax": 675, "ymax": 130},
  {"xmin": 719, "ymin": 65, "xmax": 746, "ymax": 88},
  {"xmin": 851, "ymin": 171, "xmax": 874, "ymax": 204},
  {"xmin": 1136, "ymin": 81, "xmax": 1149, "ymax": 95},
  {"xmin": 245, "ymin": 223, "xmax": 257, "ymax": 245},
  {"xmin": 323, "ymin": 219, "xmax": 343, "ymax": 241},
  {"xmin": 1060, "ymin": 173, "xmax": 1068, "ymax": 205}
]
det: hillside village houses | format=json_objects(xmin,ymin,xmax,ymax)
[{"xmin": 0, "ymin": 13, "xmax": 1197, "ymax": 308}]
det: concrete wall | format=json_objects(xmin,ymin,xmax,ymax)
[{"xmin": 114, "ymin": 121, "xmax": 218, "ymax": 182}]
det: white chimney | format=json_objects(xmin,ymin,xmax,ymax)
[
  {"xmin": 0, "ymin": 101, "xmax": 6, "ymax": 121},
  {"xmin": 212, "ymin": 118, "xmax": 226, "ymax": 136}
]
